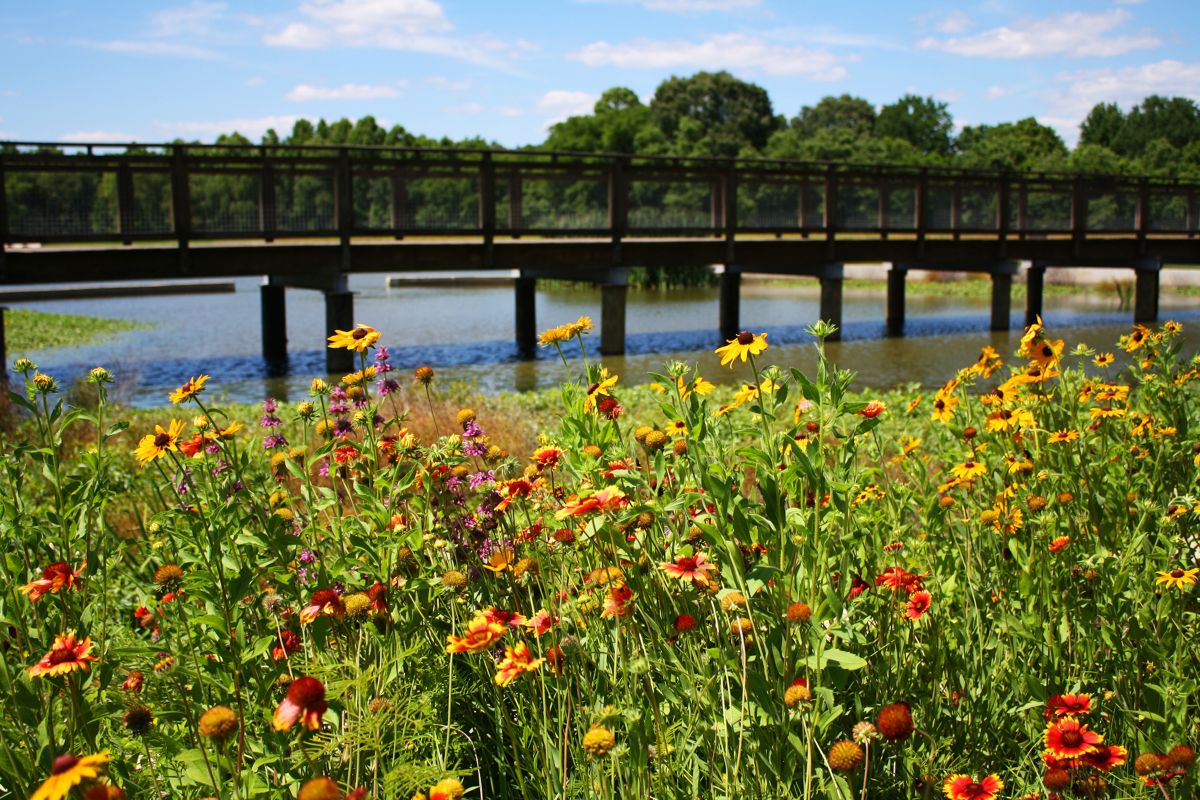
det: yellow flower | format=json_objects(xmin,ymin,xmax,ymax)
[
  {"xmin": 31, "ymin": 752, "xmax": 110, "ymax": 800},
  {"xmin": 1093, "ymin": 352, "xmax": 1115, "ymax": 367},
  {"xmin": 714, "ymin": 330, "xmax": 768, "ymax": 366},
  {"xmin": 327, "ymin": 324, "xmax": 381, "ymax": 352},
  {"xmin": 564, "ymin": 316, "xmax": 593, "ymax": 338},
  {"xmin": 950, "ymin": 459, "xmax": 987, "ymax": 482},
  {"xmin": 584, "ymin": 368, "xmax": 618, "ymax": 413},
  {"xmin": 134, "ymin": 419, "xmax": 186, "ymax": 464},
  {"xmin": 168, "ymin": 375, "xmax": 209, "ymax": 404},
  {"xmin": 1048, "ymin": 429, "xmax": 1079, "ymax": 444},
  {"xmin": 538, "ymin": 325, "xmax": 570, "ymax": 347},
  {"xmin": 1155, "ymin": 567, "xmax": 1199, "ymax": 590}
]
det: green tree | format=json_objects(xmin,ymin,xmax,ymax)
[
  {"xmin": 875, "ymin": 94, "xmax": 954, "ymax": 157},
  {"xmin": 956, "ymin": 118, "xmax": 1068, "ymax": 172},
  {"xmin": 1079, "ymin": 102, "xmax": 1124, "ymax": 150},
  {"xmin": 1111, "ymin": 95, "xmax": 1200, "ymax": 156},
  {"xmin": 650, "ymin": 71, "xmax": 779, "ymax": 156},
  {"xmin": 791, "ymin": 94, "xmax": 876, "ymax": 140}
]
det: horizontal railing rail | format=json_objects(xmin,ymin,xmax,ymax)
[{"xmin": 2, "ymin": 141, "xmax": 1198, "ymax": 246}]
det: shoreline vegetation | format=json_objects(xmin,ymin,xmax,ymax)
[
  {"xmin": 4, "ymin": 308, "xmax": 146, "ymax": 352},
  {"xmin": 3, "ymin": 315, "xmax": 1198, "ymax": 799}
]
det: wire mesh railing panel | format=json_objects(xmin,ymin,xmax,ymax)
[
  {"xmin": 886, "ymin": 187, "xmax": 917, "ymax": 230},
  {"xmin": 926, "ymin": 187, "xmax": 955, "ymax": 229},
  {"xmin": 1148, "ymin": 192, "xmax": 1190, "ymax": 232},
  {"xmin": 627, "ymin": 179, "xmax": 714, "ymax": 230},
  {"xmin": 502, "ymin": 175, "xmax": 609, "ymax": 231},
  {"xmin": 352, "ymin": 175, "xmax": 394, "ymax": 231},
  {"xmin": 1020, "ymin": 190, "xmax": 1072, "ymax": 232},
  {"xmin": 275, "ymin": 172, "xmax": 335, "ymax": 233},
  {"xmin": 131, "ymin": 171, "xmax": 173, "ymax": 235},
  {"xmin": 957, "ymin": 187, "xmax": 999, "ymax": 231},
  {"xmin": 1085, "ymin": 191, "xmax": 1137, "ymax": 232},
  {"xmin": 4, "ymin": 170, "xmax": 118, "ymax": 238},
  {"xmin": 189, "ymin": 173, "xmax": 262, "ymax": 235},
  {"xmin": 835, "ymin": 183, "xmax": 882, "ymax": 230},
  {"xmin": 738, "ymin": 182, "xmax": 806, "ymax": 229},
  {"xmin": 398, "ymin": 177, "xmax": 479, "ymax": 230}
]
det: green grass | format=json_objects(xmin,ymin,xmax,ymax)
[{"xmin": 5, "ymin": 308, "xmax": 147, "ymax": 352}]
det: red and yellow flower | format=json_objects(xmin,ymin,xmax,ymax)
[
  {"xmin": 29, "ymin": 632, "xmax": 98, "ymax": 679},
  {"xmin": 273, "ymin": 676, "xmax": 328, "ymax": 731},
  {"xmin": 660, "ymin": 552, "xmax": 718, "ymax": 586},
  {"xmin": 21, "ymin": 562, "xmax": 83, "ymax": 602},
  {"xmin": 445, "ymin": 613, "xmax": 507, "ymax": 654},
  {"xmin": 494, "ymin": 641, "xmax": 545, "ymax": 686},
  {"xmin": 1044, "ymin": 717, "xmax": 1103, "ymax": 759},
  {"xmin": 943, "ymin": 773, "xmax": 1003, "ymax": 800}
]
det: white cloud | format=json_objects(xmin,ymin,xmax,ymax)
[
  {"xmin": 445, "ymin": 102, "xmax": 485, "ymax": 114},
  {"xmin": 245, "ymin": 76, "xmax": 265, "ymax": 86},
  {"xmin": 156, "ymin": 115, "xmax": 301, "ymax": 140},
  {"xmin": 935, "ymin": 11, "xmax": 971, "ymax": 34},
  {"xmin": 264, "ymin": 0, "xmax": 518, "ymax": 67},
  {"xmin": 985, "ymin": 85, "xmax": 1012, "ymax": 98},
  {"xmin": 1041, "ymin": 59, "xmax": 1200, "ymax": 143},
  {"xmin": 426, "ymin": 76, "xmax": 469, "ymax": 90},
  {"xmin": 77, "ymin": 39, "xmax": 222, "ymax": 59},
  {"xmin": 918, "ymin": 10, "xmax": 1159, "ymax": 58},
  {"xmin": 571, "ymin": 33, "xmax": 852, "ymax": 79},
  {"xmin": 286, "ymin": 82, "xmax": 405, "ymax": 101},
  {"xmin": 148, "ymin": 1, "xmax": 227, "ymax": 38},
  {"xmin": 537, "ymin": 90, "xmax": 597, "ymax": 126},
  {"xmin": 497, "ymin": 106, "xmax": 523, "ymax": 117},
  {"xmin": 60, "ymin": 130, "xmax": 139, "ymax": 143}
]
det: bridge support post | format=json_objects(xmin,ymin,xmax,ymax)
[
  {"xmin": 1025, "ymin": 262, "xmax": 1046, "ymax": 328},
  {"xmin": 886, "ymin": 264, "xmax": 907, "ymax": 337},
  {"xmin": 719, "ymin": 265, "xmax": 741, "ymax": 341},
  {"xmin": 325, "ymin": 279, "xmax": 355, "ymax": 374},
  {"xmin": 515, "ymin": 271, "xmax": 536, "ymax": 358},
  {"xmin": 600, "ymin": 269, "xmax": 628, "ymax": 356},
  {"xmin": 261, "ymin": 279, "xmax": 288, "ymax": 370},
  {"xmin": 818, "ymin": 263, "xmax": 844, "ymax": 340},
  {"xmin": 1134, "ymin": 260, "xmax": 1160, "ymax": 324},
  {"xmin": 990, "ymin": 262, "xmax": 1017, "ymax": 331}
]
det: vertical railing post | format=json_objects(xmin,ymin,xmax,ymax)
[
  {"xmin": 117, "ymin": 158, "xmax": 135, "ymax": 245},
  {"xmin": 390, "ymin": 167, "xmax": 407, "ymax": 240},
  {"xmin": 710, "ymin": 175, "xmax": 723, "ymax": 231},
  {"xmin": 915, "ymin": 168, "xmax": 927, "ymax": 258},
  {"xmin": 170, "ymin": 146, "xmax": 191, "ymax": 262},
  {"xmin": 608, "ymin": 156, "xmax": 627, "ymax": 243},
  {"xmin": 1187, "ymin": 189, "xmax": 1196, "ymax": 240},
  {"xmin": 878, "ymin": 173, "xmax": 890, "ymax": 240},
  {"xmin": 798, "ymin": 178, "xmax": 809, "ymax": 236},
  {"xmin": 1135, "ymin": 178, "xmax": 1150, "ymax": 246},
  {"xmin": 1017, "ymin": 181, "xmax": 1028, "ymax": 240},
  {"xmin": 950, "ymin": 184, "xmax": 961, "ymax": 241},
  {"xmin": 259, "ymin": 153, "xmax": 277, "ymax": 242},
  {"xmin": 507, "ymin": 170, "xmax": 523, "ymax": 234},
  {"xmin": 724, "ymin": 164, "xmax": 738, "ymax": 243},
  {"xmin": 823, "ymin": 164, "xmax": 838, "ymax": 244},
  {"xmin": 1071, "ymin": 176, "xmax": 1086, "ymax": 255},
  {"xmin": 335, "ymin": 147, "xmax": 353, "ymax": 248},
  {"xmin": 478, "ymin": 151, "xmax": 495, "ymax": 256},
  {"xmin": 0, "ymin": 150, "xmax": 9, "ymax": 269},
  {"xmin": 997, "ymin": 172, "xmax": 1010, "ymax": 257}
]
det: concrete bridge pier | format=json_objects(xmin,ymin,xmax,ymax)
[
  {"xmin": 718, "ymin": 264, "xmax": 741, "ymax": 341},
  {"xmin": 1134, "ymin": 259, "xmax": 1161, "ymax": 323},
  {"xmin": 515, "ymin": 271, "xmax": 537, "ymax": 357},
  {"xmin": 260, "ymin": 278, "xmax": 288, "ymax": 371},
  {"xmin": 600, "ymin": 268, "xmax": 628, "ymax": 355},
  {"xmin": 818, "ymin": 263, "xmax": 844, "ymax": 340},
  {"xmin": 990, "ymin": 262, "xmax": 1018, "ymax": 331},
  {"xmin": 886, "ymin": 264, "xmax": 907, "ymax": 337},
  {"xmin": 324, "ymin": 277, "xmax": 355, "ymax": 374},
  {"xmin": 1025, "ymin": 261, "xmax": 1047, "ymax": 327}
]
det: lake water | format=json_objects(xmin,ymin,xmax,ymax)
[{"xmin": 10, "ymin": 275, "xmax": 1200, "ymax": 407}]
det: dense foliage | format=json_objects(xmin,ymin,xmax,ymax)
[{"xmin": 2, "ymin": 316, "xmax": 1198, "ymax": 799}]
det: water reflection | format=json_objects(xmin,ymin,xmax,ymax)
[{"xmin": 11, "ymin": 275, "xmax": 1199, "ymax": 406}]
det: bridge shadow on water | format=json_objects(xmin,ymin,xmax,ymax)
[{"xmin": 36, "ymin": 305, "xmax": 1200, "ymax": 408}]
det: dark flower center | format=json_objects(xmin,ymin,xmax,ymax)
[
  {"xmin": 1060, "ymin": 730, "xmax": 1083, "ymax": 747},
  {"xmin": 736, "ymin": 331, "xmax": 755, "ymax": 345},
  {"xmin": 352, "ymin": 327, "xmax": 368, "ymax": 339},
  {"xmin": 963, "ymin": 461, "xmax": 975, "ymax": 469},
  {"xmin": 154, "ymin": 433, "xmax": 171, "ymax": 448},
  {"xmin": 587, "ymin": 383, "xmax": 600, "ymax": 394},
  {"xmin": 47, "ymin": 646, "xmax": 77, "ymax": 665},
  {"xmin": 51, "ymin": 754, "xmax": 78, "ymax": 774},
  {"xmin": 1172, "ymin": 569, "xmax": 1185, "ymax": 578}
]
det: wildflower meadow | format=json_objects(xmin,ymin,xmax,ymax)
[{"xmin": 2, "ymin": 316, "xmax": 1197, "ymax": 800}]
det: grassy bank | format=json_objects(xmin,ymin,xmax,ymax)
[{"xmin": 5, "ymin": 308, "xmax": 146, "ymax": 352}]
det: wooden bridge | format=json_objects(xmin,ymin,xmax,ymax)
[{"xmin": 2, "ymin": 140, "xmax": 1198, "ymax": 372}]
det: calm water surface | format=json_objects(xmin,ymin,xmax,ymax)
[{"xmin": 12, "ymin": 275, "xmax": 1200, "ymax": 406}]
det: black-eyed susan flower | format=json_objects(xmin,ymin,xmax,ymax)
[
  {"xmin": 715, "ymin": 330, "xmax": 768, "ymax": 366},
  {"xmin": 168, "ymin": 375, "xmax": 209, "ymax": 404},
  {"xmin": 1155, "ymin": 567, "xmax": 1198, "ymax": 590},
  {"xmin": 583, "ymin": 368, "xmax": 618, "ymax": 413},
  {"xmin": 30, "ymin": 752, "xmax": 110, "ymax": 800},
  {"xmin": 943, "ymin": 774, "xmax": 1003, "ymax": 800},
  {"xmin": 1048, "ymin": 429, "xmax": 1079, "ymax": 444},
  {"xmin": 29, "ymin": 632, "xmax": 98, "ymax": 679},
  {"xmin": 273, "ymin": 676, "xmax": 328, "ymax": 731},
  {"xmin": 134, "ymin": 419, "xmax": 186, "ymax": 464},
  {"xmin": 950, "ymin": 459, "xmax": 987, "ymax": 482},
  {"xmin": 327, "ymin": 324, "xmax": 381, "ymax": 352},
  {"xmin": 1093, "ymin": 352, "xmax": 1115, "ymax": 367}
]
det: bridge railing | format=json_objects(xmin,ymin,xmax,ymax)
[{"xmin": 1, "ymin": 142, "xmax": 1198, "ymax": 247}]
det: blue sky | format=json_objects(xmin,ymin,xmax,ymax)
[{"xmin": 1, "ymin": 0, "xmax": 1197, "ymax": 147}]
